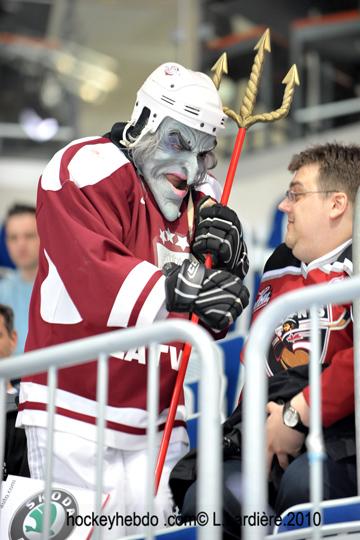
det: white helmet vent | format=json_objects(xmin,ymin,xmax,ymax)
[
  {"xmin": 161, "ymin": 95, "xmax": 175, "ymax": 106},
  {"xmin": 184, "ymin": 105, "xmax": 200, "ymax": 116}
]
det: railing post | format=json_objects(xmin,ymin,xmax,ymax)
[{"xmin": 352, "ymin": 186, "xmax": 360, "ymax": 495}]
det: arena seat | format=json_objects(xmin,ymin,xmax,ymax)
[
  {"xmin": 217, "ymin": 336, "xmax": 245, "ymax": 415},
  {"xmin": 272, "ymin": 496, "xmax": 360, "ymax": 536},
  {"xmin": 125, "ymin": 525, "xmax": 197, "ymax": 539},
  {"xmin": 186, "ymin": 413, "xmax": 199, "ymax": 449},
  {"xmin": 184, "ymin": 334, "xmax": 245, "ymax": 419},
  {"xmin": 155, "ymin": 526, "xmax": 197, "ymax": 539}
]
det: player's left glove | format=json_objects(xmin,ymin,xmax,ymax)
[
  {"xmin": 163, "ymin": 259, "xmax": 250, "ymax": 331},
  {"xmin": 191, "ymin": 196, "xmax": 249, "ymax": 280}
]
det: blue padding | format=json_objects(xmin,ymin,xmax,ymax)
[
  {"xmin": 187, "ymin": 416, "xmax": 198, "ymax": 449},
  {"xmin": 268, "ymin": 206, "xmax": 285, "ymax": 248},
  {"xmin": 186, "ymin": 381, "xmax": 199, "ymax": 413},
  {"xmin": 278, "ymin": 501, "xmax": 360, "ymax": 532},
  {"xmin": 218, "ymin": 336, "xmax": 244, "ymax": 415},
  {"xmin": 137, "ymin": 526, "xmax": 198, "ymax": 539},
  {"xmin": 157, "ymin": 528, "xmax": 197, "ymax": 539},
  {"xmin": 0, "ymin": 225, "xmax": 15, "ymax": 269}
]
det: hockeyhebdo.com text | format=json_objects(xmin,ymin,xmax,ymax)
[{"xmin": 66, "ymin": 510, "xmax": 322, "ymax": 530}]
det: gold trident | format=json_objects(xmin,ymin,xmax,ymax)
[
  {"xmin": 155, "ymin": 34, "xmax": 299, "ymax": 494},
  {"xmin": 211, "ymin": 28, "xmax": 300, "ymax": 129}
]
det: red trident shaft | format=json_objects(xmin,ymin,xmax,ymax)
[
  {"xmin": 154, "ymin": 127, "xmax": 246, "ymax": 493},
  {"xmin": 155, "ymin": 29, "xmax": 299, "ymax": 494}
]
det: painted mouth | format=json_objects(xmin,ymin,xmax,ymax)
[{"xmin": 165, "ymin": 174, "xmax": 188, "ymax": 196}]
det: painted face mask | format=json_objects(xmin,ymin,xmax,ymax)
[{"xmin": 132, "ymin": 118, "xmax": 217, "ymax": 221}]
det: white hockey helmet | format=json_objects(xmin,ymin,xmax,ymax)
[{"xmin": 122, "ymin": 62, "xmax": 226, "ymax": 146}]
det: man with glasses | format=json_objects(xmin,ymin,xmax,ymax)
[
  {"xmin": 264, "ymin": 143, "xmax": 356, "ymax": 513},
  {"xmin": 173, "ymin": 142, "xmax": 359, "ymax": 538}
]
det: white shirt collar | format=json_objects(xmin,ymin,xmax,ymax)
[{"xmin": 301, "ymin": 239, "xmax": 352, "ymax": 276}]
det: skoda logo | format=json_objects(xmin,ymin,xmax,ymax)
[{"xmin": 9, "ymin": 488, "xmax": 78, "ymax": 540}]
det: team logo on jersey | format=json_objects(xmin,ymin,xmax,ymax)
[
  {"xmin": 9, "ymin": 488, "xmax": 78, "ymax": 540},
  {"xmin": 111, "ymin": 343, "xmax": 182, "ymax": 370},
  {"xmin": 268, "ymin": 306, "xmax": 351, "ymax": 375},
  {"xmin": 156, "ymin": 227, "xmax": 190, "ymax": 268},
  {"xmin": 253, "ymin": 285, "xmax": 272, "ymax": 312}
]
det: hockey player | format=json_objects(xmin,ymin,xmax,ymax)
[{"xmin": 17, "ymin": 62, "xmax": 249, "ymax": 538}]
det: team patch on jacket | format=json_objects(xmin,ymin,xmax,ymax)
[
  {"xmin": 253, "ymin": 285, "xmax": 272, "ymax": 312},
  {"xmin": 269, "ymin": 305, "xmax": 351, "ymax": 375}
]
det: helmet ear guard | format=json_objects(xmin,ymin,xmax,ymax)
[
  {"xmin": 124, "ymin": 107, "xmax": 151, "ymax": 143},
  {"xmin": 122, "ymin": 62, "xmax": 226, "ymax": 148}
]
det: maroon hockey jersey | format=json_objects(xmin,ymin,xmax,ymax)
[
  {"xmin": 17, "ymin": 135, "xmax": 222, "ymax": 449},
  {"xmin": 247, "ymin": 240, "xmax": 353, "ymax": 427}
]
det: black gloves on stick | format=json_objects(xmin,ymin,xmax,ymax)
[
  {"xmin": 164, "ymin": 259, "xmax": 249, "ymax": 331},
  {"xmin": 191, "ymin": 196, "xmax": 249, "ymax": 280}
]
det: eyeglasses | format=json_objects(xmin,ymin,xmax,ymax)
[{"xmin": 285, "ymin": 189, "xmax": 339, "ymax": 203}]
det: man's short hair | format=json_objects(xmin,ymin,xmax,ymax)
[
  {"xmin": 0, "ymin": 304, "xmax": 14, "ymax": 335},
  {"xmin": 5, "ymin": 203, "xmax": 36, "ymax": 224},
  {"xmin": 288, "ymin": 143, "xmax": 360, "ymax": 203}
]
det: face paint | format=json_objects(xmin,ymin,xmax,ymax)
[{"xmin": 134, "ymin": 118, "xmax": 217, "ymax": 221}]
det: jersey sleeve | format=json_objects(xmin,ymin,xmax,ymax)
[
  {"xmin": 37, "ymin": 139, "xmax": 166, "ymax": 329},
  {"xmin": 302, "ymin": 347, "xmax": 354, "ymax": 427}
]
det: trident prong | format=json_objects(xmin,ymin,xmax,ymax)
[
  {"xmin": 211, "ymin": 52, "xmax": 228, "ymax": 90},
  {"xmin": 244, "ymin": 64, "xmax": 300, "ymax": 128},
  {"xmin": 222, "ymin": 28, "xmax": 300, "ymax": 129},
  {"xmin": 240, "ymin": 28, "xmax": 271, "ymax": 120}
]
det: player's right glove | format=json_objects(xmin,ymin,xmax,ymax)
[
  {"xmin": 164, "ymin": 259, "xmax": 250, "ymax": 331},
  {"xmin": 191, "ymin": 196, "xmax": 249, "ymax": 280}
]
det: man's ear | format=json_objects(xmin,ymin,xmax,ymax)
[
  {"xmin": 10, "ymin": 330, "xmax": 18, "ymax": 354},
  {"xmin": 330, "ymin": 192, "xmax": 348, "ymax": 219}
]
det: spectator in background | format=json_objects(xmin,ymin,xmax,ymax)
[
  {"xmin": 0, "ymin": 204, "xmax": 39, "ymax": 354},
  {"xmin": 0, "ymin": 303, "xmax": 29, "ymax": 477}
]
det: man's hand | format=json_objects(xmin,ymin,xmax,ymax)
[
  {"xmin": 164, "ymin": 259, "xmax": 249, "ymax": 330},
  {"xmin": 191, "ymin": 196, "xmax": 249, "ymax": 279},
  {"xmin": 266, "ymin": 401, "xmax": 305, "ymax": 475}
]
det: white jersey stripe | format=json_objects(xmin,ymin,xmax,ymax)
[
  {"xmin": 41, "ymin": 136, "xmax": 102, "ymax": 191},
  {"xmin": 262, "ymin": 265, "xmax": 302, "ymax": 281},
  {"xmin": 136, "ymin": 274, "xmax": 167, "ymax": 327},
  {"xmin": 19, "ymin": 382, "xmax": 186, "ymax": 429},
  {"xmin": 68, "ymin": 142, "xmax": 130, "ymax": 188},
  {"xmin": 107, "ymin": 261, "xmax": 161, "ymax": 327},
  {"xmin": 19, "ymin": 409, "xmax": 188, "ymax": 451},
  {"xmin": 40, "ymin": 250, "xmax": 83, "ymax": 324}
]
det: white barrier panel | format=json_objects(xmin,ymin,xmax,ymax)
[{"xmin": 0, "ymin": 320, "xmax": 222, "ymax": 540}]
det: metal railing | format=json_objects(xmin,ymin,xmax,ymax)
[
  {"xmin": 243, "ymin": 274, "xmax": 360, "ymax": 540},
  {"xmin": 0, "ymin": 319, "xmax": 223, "ymax": 540}
]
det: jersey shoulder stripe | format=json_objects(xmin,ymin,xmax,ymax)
[{"xmin": 41, "ymin": 137, "xmax": 130, "ymax": 191}]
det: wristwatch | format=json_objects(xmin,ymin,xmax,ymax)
[{"xmin": 282, "ymin": 401, "xmax": 308, "ymax": 435}]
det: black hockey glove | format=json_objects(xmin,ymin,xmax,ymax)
[
  {"xmin": 164, "ymin": 259, "xmax": 250, "ymax": 331},
  {"xmin": 191, "ymin": 196, "xmax": 249, "ymax": 280}
]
